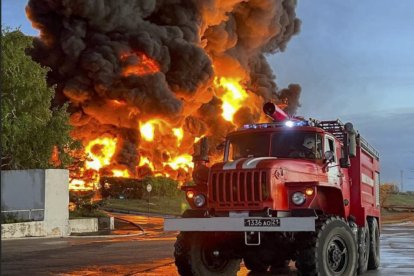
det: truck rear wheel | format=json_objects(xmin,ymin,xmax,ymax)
[
  {"xmin": 367, "ymin": 217, "xmax": 380, "ymax": 270},
  {"xmin": 174, "ymin": 232, "xmax": 241, "ymax": 275},
  {"xmin": 357, "ymin": 220, "xmax": 370, "ymax": 274},
  {"xmin": 296, "ymin": 216, "xmax": 358, "ymax": 276}
]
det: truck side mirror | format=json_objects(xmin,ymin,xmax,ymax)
[{"xmin": 193, "ymin": 137, "xmax": 209, "ymax": 162}]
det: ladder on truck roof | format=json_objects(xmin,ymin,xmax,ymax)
[
  {"xmin": 316, "ymin": 120, "xmax": 379, "ymax": 160},
  {"xmin": 316, "ymin": 120, "xmax": 345, "ymax": 142}
]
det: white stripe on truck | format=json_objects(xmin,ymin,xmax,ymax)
[
  {"xmin": 223, "ymin": 159, "xmax": 245, "ymax": 170},
  {"xmin": 362, "ymin": 173, "xmax": 374, "ymax": 186},
  {"xmin": 241, "ymin": 157, "xmax": 278, "ymax": 169}
]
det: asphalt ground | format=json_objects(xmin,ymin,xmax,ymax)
[{"xmin": 1, "ymin": 214, "xmax": 414, "ymax": 275}]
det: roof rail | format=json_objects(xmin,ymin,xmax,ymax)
[
  {"xmin": 359, "ymin": 136, "xmax": 380, "ymax": 160},
  {"xmin": 316, "ymin": 120, "xmax": 380, "ymax": 160},
  {"xmin": 315, "ymin": 120, "xmax": 345, "ymax": 142}
]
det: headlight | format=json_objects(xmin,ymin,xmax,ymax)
[
  {"xmin": 292, "ymin": 192, "xmax": 306, "ymax": 205},
  {"xmin": 194, "ymin": 194, "xmax": 206, "ymax": 207}
]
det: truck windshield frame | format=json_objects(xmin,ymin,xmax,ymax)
[
  {"xmin": 227, "ymin": 133, "xmax": 271, "ymax": 161},
  {"xmin": 225, "ymin": 131, "xmax": 323, "ymax": 161},
  {"xmin": 271, "ymin": 132, "xmax": 323, "ymax": 160}
]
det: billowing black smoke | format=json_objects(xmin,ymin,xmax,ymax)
[{"xmin": 27, "ymin": 0, "xmax": 301, "ymax": 180}]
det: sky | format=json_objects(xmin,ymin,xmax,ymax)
[
  {"xmin": 2, "ymin": 0, "xmax": 414, "ymax": 190},
  {"xmin": 269, "ymin": 0, "xmax": 414, "ymax": 190}
]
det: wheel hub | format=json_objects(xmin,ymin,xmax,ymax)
[
  {"xmin": 201, "ymin": 245, "xmax": 228, "ymax": 272},
  {"xmin": 327, "ymin": 236, "xmax": 348, "ymax": 273}
]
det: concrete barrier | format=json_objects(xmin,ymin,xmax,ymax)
[
  {"xmin": 69, "ymin": 218, "xmax": 99, "ymax": 233},
  {"xmin": 1, "ymin": 221, "xmax": 45, "ymax": 238},
  {"xmin": 1, "ymin": 169, "xmax": 70, "ymax": 238}
]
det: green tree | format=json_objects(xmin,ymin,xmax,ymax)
[{"xmin": 1, "ymin": 29, "xmax": 77, "ymax": 169}]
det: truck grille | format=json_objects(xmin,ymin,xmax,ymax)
[{"xmin": 209, "ymin": 170, "xmax": 269, "ymax": 209}]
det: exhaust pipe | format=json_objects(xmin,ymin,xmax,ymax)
[{"xmin": 263, "ymin": 102, "xmax": 289, "ymax": 122}]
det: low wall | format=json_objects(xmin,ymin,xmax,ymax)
[
  {"xmin": 1, "ymin": 221, "xmax": 45, "ymax": 239},
  {"xmin": 98, "ymin": 217, "xmax": 115, "ymax": 230},
  {"xmin": 69, "ymin": 218, "xmax": 99, "ymax": 233},
  {"xmin": 1, "ymin": 169, "xmax": 70, "ymax": 238},
  {"xmin": 44, "ymin": 169, "xmax": 70, "ymax": 236}
]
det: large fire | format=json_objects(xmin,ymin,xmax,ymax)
[
  {"xmin": 215, "ymin": 77, "xmax": 249, "ymax": 122},
  {"xmin": 84, "ymin": 137, "xmax": 117, "ymax": 171},
  {"xmin": 27, "ymin": 0, "xmax": 301, "ymax": 192},
  {"xmin": 69, "ymin": 69, "xmax": 255, "ymax": 190}
]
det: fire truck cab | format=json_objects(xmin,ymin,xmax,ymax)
[{"xmin": 164, "ymin": 103, "xmax": 380, "ymax": 276}]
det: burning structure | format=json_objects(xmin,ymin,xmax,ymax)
[{"xmin": 26, "ymin": 0, "xmax": 301, "ymax": 190}]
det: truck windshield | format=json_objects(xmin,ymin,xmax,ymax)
[
  {"xmin": 271, "ymin": 132, "xmax": 322, "ymax": 159},
  {"xmin": 228, "ymin": 133, "xmax": 270, "ymax": 160}
]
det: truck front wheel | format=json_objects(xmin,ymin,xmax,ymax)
[
  {"xmin": 174, "ymin": 233, "xmax": 192, "ymax": 275},
  {"xmin": 174, "ymin": 232, "xmax": 241, "ymax": 275},
  {"xmin": 296, "ymin": 216, "xmax": 358, "ymax": 276}
]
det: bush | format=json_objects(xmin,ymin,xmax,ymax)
[
  {"xmin": 0, "ymin": 212, "xmax": 26, "ymax": 224},
  {"xmin": 69, "ymin": 190, "xmax": 107, "ymax": 218},
  {"xmin": 100, "ymin": 176, "xmax": 182, "ymax": 199},
  {"xmin": 100, "ymin": 177, "xmax": 146, "ymax": 199},
  {"xmin": 144, "ymin": 176, "xmax": 181, "ymax": 197}
]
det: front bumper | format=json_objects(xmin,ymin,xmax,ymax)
[{"xmin": 164, "ymin": 216, "xmax": 316, "ymax": 232}]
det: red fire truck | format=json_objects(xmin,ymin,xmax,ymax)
[{"xmin": 164, "ymin": 102, "xmax": 380, "ymax": 275}]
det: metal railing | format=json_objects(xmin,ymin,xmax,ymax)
[{"xmin": 1, "ymin": 209, "xmax": 44, "ymax": 221}]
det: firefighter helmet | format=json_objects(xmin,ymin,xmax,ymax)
[{"xmin": 303, "ymin": 136, "xmax": 316, "ymax": 149}]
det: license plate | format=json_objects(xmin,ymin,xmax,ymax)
[{"xmin": 244, "ymin": 218, "xmax": 280, "ymax": 227}]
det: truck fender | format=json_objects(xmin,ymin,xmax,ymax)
[{"xmin": 311, "ymin": 186, "xmax": 346, "ymax": 218}]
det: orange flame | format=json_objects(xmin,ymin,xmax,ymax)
[
  {"xmin": 69, "ymin": 76, "xmax": 254, "ymax": 191},
  {"xmin": 69, "ymin": 179, "xmax": 90, "ymax": 191},
  {"xmin": 112, "ymin": 169, "xmax": 130, "ymax": 178},
  {"xmin": 140, "ymin": 120, "xmax": 158, "ymax": 142},
  {"xmin": 139, "ymin": 156, "xmax": 155, "ymax": 171},
  {"xmin": 194, "ymin": 136, "xmax": 205, "ymax": 144},
  {"xmin": 121, "ymin": 52, "xmax": 160, "ymax": 77},
  {"xmin": 215, "ymin": 77, "xmax": 249, "ymax": 122},
  {"xmin": 164, "ymin": 154, "xmax": 194, "ymax": 173},
  {"xmin": 85, "ymin": 137, "xmax": 117, "ymax": 171},
  {"xmin": 173, "ymin": 128, "xmax": 184, "ymax": 145}
]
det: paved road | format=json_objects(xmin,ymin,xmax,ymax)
[{"xmin": 2, "ymin": 214, "xmax": 414, "ymax": 275}]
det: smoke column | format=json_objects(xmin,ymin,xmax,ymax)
[{"xmin": 27, "ymin": 0, "xmax": 301, "ymax": 181}]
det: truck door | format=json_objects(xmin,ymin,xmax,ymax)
[{"xmin": 324, "ymin": 135, "xmax": 341, "ymax": 186}]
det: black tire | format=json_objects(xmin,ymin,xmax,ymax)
[
  {"xmin": 357, "ymin": 220, "xmax": 370, "ymax": 274},
  {"xmin": 296, "ymin": 216, "xmax": 358, "ymax": 276},
  {"xmin": 243, "ymin": 256, "xmax": 269, "ymax": 272},
  {"xmin": 174, "ymin": 232, "xmax": 241, "ymax": 275},
  {"xmin": 367, "ymin": 217, "xmax": 380, "ymax": 270},
  {"xmin": 174, "ymin": 232, "xmax": 192, "ymax": 276}
]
